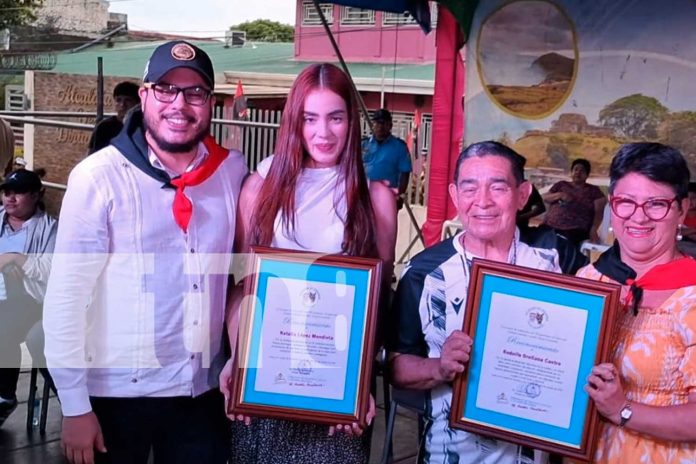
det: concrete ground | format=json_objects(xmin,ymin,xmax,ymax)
[
  {"xmin": 0, "ymin": 368, "xmax": 420, "ymax": 464},
  {"xmin": 0, "ymin": 208, "xmax": 427, "ymax": 463}
]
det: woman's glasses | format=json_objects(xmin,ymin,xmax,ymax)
[{"xmin": 609, "ymin": 196, "xmax": 679, "ymax": 221}]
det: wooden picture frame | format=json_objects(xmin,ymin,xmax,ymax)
[
  {"xmin": 450, "ymin": 259, "xmax": 620, "ymax": 461},
  {"xmin": 228, "ymin": 246, "xmax": 382, "ymax": 427}
]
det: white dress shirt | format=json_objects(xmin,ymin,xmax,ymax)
[{"xmin": 44, "ymin": 142, "xmax": 247, "ymax": 416}]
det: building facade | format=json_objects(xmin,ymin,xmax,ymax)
[
  {"xmin": 33, "ymin": 0, "xmax": 110, "ymax": 35},
  {"xmin": 294, "ymin": 1, "xmax": 437, "ymax": 64}
]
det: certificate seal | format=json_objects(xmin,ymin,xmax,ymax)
[
  {"xmin": 297, "ymin": 360, "xmax": 313, "ymax": 375},
  {"xmin": 526, "ymin": 307, "xmax": 548, "ymax": 329},
  {"xmin": 525, "ymin": 382, "xmax": 542, "ymax": 398},
  {"xmin": 301, "ymin": 287, "xmax": 320, "ymax": 307}
]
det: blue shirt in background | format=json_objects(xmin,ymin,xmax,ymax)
[{"xmin": 361, "ymin": 134, "xmax": 412, "ymax": 188}]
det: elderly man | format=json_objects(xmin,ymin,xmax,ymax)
[
  {"xmin": 387, "ymin": 141, "xmax": 560, "ymax": 463},
  {"xmin": 44, "ymin": 41, "xmax": 247, "ymax": 464}
]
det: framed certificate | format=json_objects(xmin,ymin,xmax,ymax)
[
  {"xmin": 450, "ymin": 259, "xmax": 620, "ymax": 461},
  {"xmin": 228, "ymin": 246, "xmax": 382, "ymax": 427}
]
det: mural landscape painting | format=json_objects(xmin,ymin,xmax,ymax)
[
  {"xmin": 478, "ymin": 1, "xmax": 576, "ymax": 118},
  {"xmin": 467, "ymin": 0, "xmax": 696, "ymax": 182}
]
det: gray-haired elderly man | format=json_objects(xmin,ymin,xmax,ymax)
[
  {"xmin": 387, "ymin": 141, "xmax": 560, "ymax": 463},
  {"xmin": 44, "ymin": 41, "xmax": 247, "ymax": 464}
]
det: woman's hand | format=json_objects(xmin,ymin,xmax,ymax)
[
  {"xmin": 219, "ymin": 357, "xmax": 252, "ymax": 424},
  {"xmin": 328, "ymin": 394, "xmax": 376, "ymax": 437},
  {"xmin": 585, "ymin": 363, "xmax": 627, "ymax": 425}
]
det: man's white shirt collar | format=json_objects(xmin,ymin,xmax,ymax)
[{"xmin": 148, "ymin": 141, "xmax": 209, "ymax": 178}]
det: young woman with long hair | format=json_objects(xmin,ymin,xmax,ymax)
[{"xmin": 220, "ymin": 63, "xmax": 397, "ymax": 463}]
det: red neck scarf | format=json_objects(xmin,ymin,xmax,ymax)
[
  {"xmin": 595, "ymin": 243, "xmax": 696, "ymax": 314},
  {"xmin": 623, "ymin": 257, "xmax": 696, "ymax": 310},
  {"xmin": 170, "ymin": 135, "xmax": 229, "ymax": 232}
]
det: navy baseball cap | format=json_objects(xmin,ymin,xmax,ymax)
[
  {"xmin": 371, "ymin": 109, "xmax": 392, "ymax": 122},
  {"xmin": 0, "ymin": 169, "xmax": 42, "ymax": 193},
  {"xmin": 143, "ymin": 41, "xmax": 215, "ymax": 89}
]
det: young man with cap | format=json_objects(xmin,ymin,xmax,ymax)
[
  {"xmin": 44, "ymin": 41, "xmax": 247, "ymax": 464},
  {"xmin": 361, "ymin": 108, "xmax": 412, "ymax": 201},
  {"xmin": 87, "ymin": 81, "xmax": 140, "ymax": 154},
  {"xmin": 0, "ymin": 169, "xmax": 57, "ymax": 427}
]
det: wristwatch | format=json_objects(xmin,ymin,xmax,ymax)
[{"xmin": 618, "ymin": 403, "xmax": 632, "ymax": 427}]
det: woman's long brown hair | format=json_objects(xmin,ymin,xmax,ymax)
[{"xmin": 251, "ymin": 63, "xmax": 377, "ymax": 257}]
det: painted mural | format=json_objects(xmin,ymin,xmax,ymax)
[{"xmin": 465, "ymin": 0, "xmax": 696, "ymax": 184}]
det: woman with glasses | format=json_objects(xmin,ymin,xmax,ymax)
[
  {"xmin": 577, "ymin": 143, "xmax": 696, "ymax": 463},
  {"xmin": 219, "ymin": 63, "xmax": 397, "ymax": 463}
]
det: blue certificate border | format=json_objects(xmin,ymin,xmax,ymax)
[
  {"xmin": 241, "ymin": 257, "xmax": 371, "ymax": 415},
  {"xmin": 463, "ymin": 273, "xmax": 605, "ymax": 448}
]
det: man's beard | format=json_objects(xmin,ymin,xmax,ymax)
[{"xmin": 143, "ymin": 115, "xmax": 210, "ymax": 153}]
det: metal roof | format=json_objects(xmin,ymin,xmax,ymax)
[{"xmin": 49, "ymin": 40, "xmax": 435, "ymax": 92}]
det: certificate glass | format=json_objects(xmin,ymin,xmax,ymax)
[
  {"xmin": 450, "ymin": 259, "xmax": 620, "ymax": 461},
  {"xmin": 228, "ymin": 246, "xmax": 382, "ymax": 427}
]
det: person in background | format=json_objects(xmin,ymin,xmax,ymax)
[
  {"xmin": 0, "ymin": 119, "xmax": 15, "ymax": 177},
  {"xmin": 677, "ymin": 182, "xmax": 696, "ymax": 257},
  {"xmin": 542, "ymin": 158, "xmax": 606, "ymax": 246},
  {"xmin": 44, "ymin": 41, "xmax": 246, "ymax": 464},
  {"xmin": 517, "ymin": 185, "xmax": 545, "ymax": 230},
  {"xmin": 681, "ymin": 182, "xmax": 696, "ymax": 235},
  {"xmin": 580, "ymin": 143, "xmax": 696, "ymax": 463},
  {"xmin": 87, "ymin": 81, "xmax": 140, "ymax": 154},
  {"xmin": 361, "ymin": 109, "xmax": 412, "ymax": 205},
  {"xmin": 220, "ymin": 63, "xmax": 396, "ymax": 464},
  {"xmin": 388, "ymin": 141, "xmax": 558, "ymax": 463},
  {"xmin": 0, "ymin": 169, "xmax": 57, "ymax": 427}
]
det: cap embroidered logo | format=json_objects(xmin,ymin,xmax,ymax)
[{"xmin": 171, "ymin": 43, "xmax": 196, "ymax": 61}]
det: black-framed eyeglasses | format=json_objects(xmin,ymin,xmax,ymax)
[
  {"xmin": 609, "ymin": 196, "xmax": 679, "ymax": 221},
  {"xmin": 143, "ymin": 82, "xmax": 212, "ymax": 106}
]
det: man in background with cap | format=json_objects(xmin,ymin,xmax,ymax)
[
  {"xmin": 361, "ymin": 108, "xmax": 412, "ymax": 204},
  {"xmin": 0, "ymin": 169, "xmax": 57, "ymax": 428},
  {"xmin": 44, "ymin": 40, "xmax": 246, "ymax": 464},
  {"xmin": 87, "ymin": 81, "xmax": 140, "ymax": 155}
]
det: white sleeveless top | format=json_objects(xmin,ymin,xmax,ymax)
[{"xmin": 256, "ymin": 155, "xmax": 347, "ymax": 253}]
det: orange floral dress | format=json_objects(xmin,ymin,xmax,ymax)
[{"xmin": 577, "ymin": 265, "xmax": 696, "ymax": 463}]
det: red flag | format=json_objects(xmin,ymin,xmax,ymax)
[
  {"xmin": 232, "ymin": 80, "xmax": 248, "ymax": 120},
  {"xmin": 406, "ymin": 109, "xmax": 421, "ymax": 157}
]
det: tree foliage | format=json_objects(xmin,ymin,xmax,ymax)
[
  {"xmin": 229, "ymin": 19, "xmax": 294, "ymax": 43},
  {"xmin": 0, "ymin": 0, "xmax": 38, "ymax": 30},
  {"xmin": 598, "ymin": 94, "xmax": 668, "ymax": 140},
  {"xmin": 659, "ymin": 111, "xmax": 696, "ymax": 157}
]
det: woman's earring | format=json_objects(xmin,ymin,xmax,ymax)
[{"xmin": 677, "ymin": 224, "xmax": 684, "ymax": 241}]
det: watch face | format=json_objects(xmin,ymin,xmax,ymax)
[{"xmin": 620, "ymin": 406, "xmax": 632, "ymax": 420}]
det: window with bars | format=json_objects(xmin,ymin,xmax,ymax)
[
  {"xmin": 382, "ymin": 4, "xmax": 439, "ymax": 28},
  {"xmin": 302, "ymin": 1, "xmax": 333, "ymax": 26},
  {"xmin": 383, "ymin": 11, "xmax": 417, "ymax": 26},
  {"xmin": 340, "ymin": 7, "xmax": 375, "ymax": 25}
]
